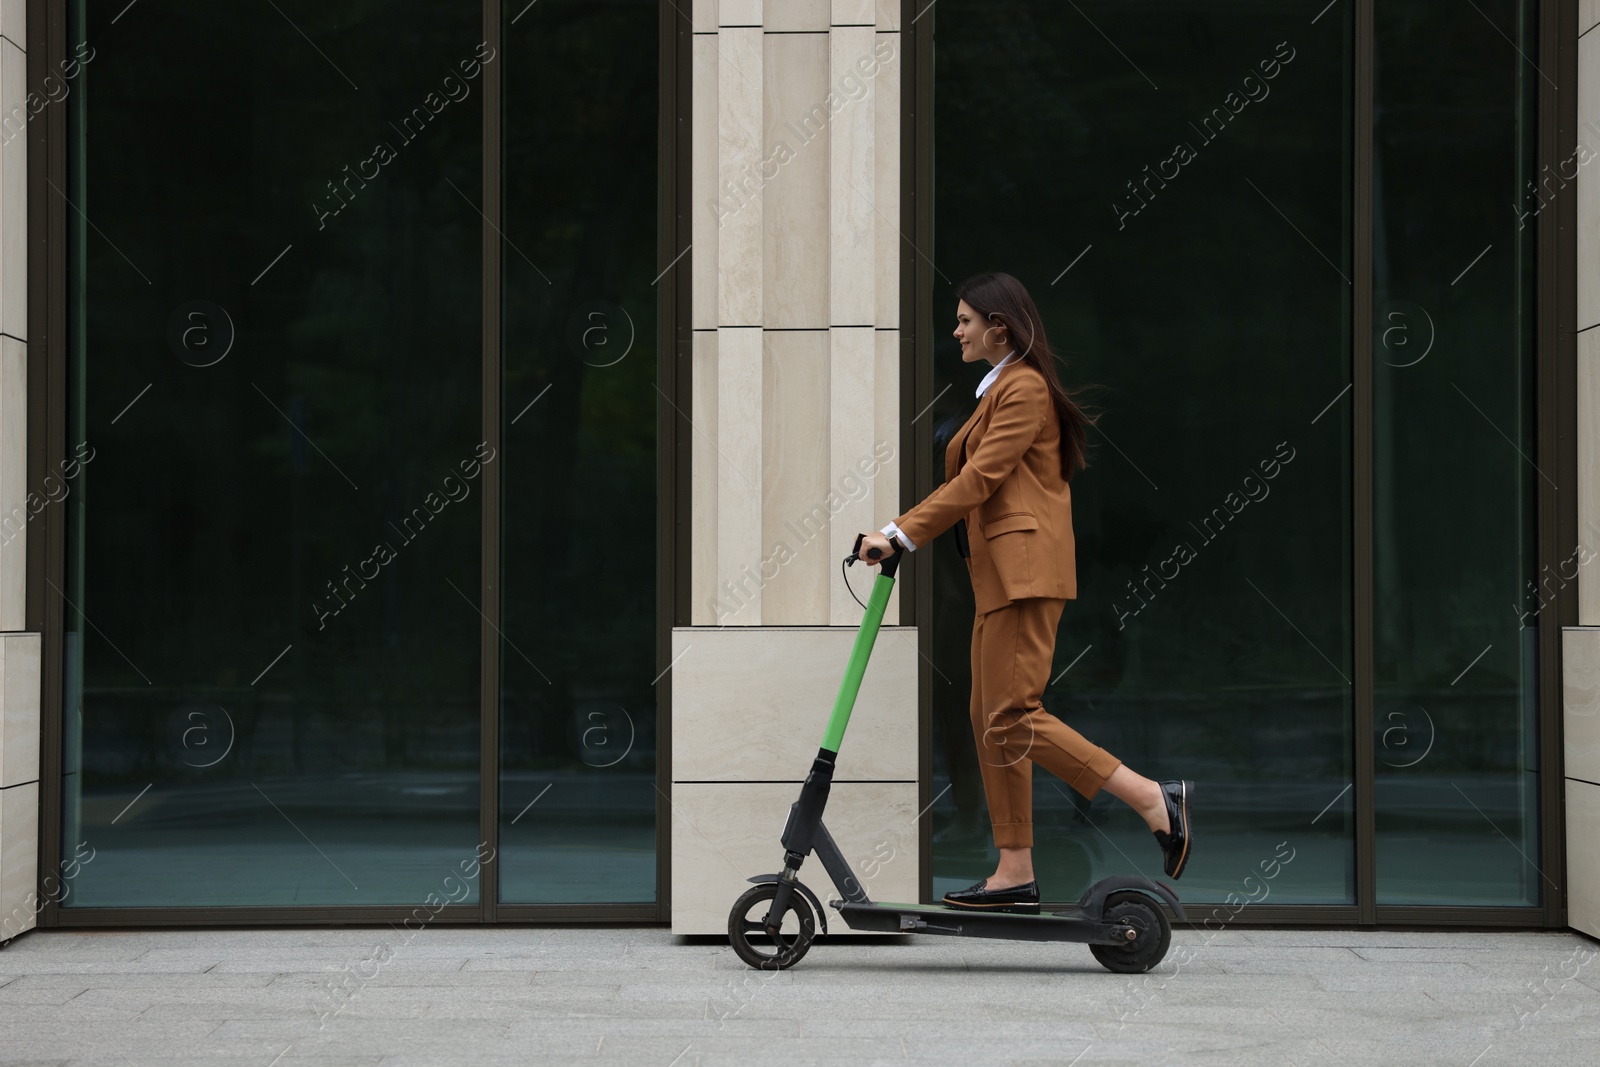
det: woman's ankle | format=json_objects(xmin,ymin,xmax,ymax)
[
  {"xmin": 1141, "ymin": 786, "xmax": 1170, "ymax": 834},
  {"xmin": 1109, "ymin": 769, "xmax": 1169, "ymax": 834},
  {"xmin": 988, "ymin": 871, "xmax": 1034, "ymax": 888},
  {"xmin": 991, "ymin": 847, "xmax": 1034, "ymax": 887}
]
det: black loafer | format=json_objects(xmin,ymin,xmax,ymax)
[
  {"xmin": 1152, "ymin": 780, "xmax": 1194, "ymax": 879},
  {"xmin": 941, "ymin": 878, "xmax": 1040, "ymax": 915}
]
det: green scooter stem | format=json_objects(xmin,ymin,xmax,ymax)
[{"xmin": 820, "ymin": 570, "xmax": 894, "ymax": 753}]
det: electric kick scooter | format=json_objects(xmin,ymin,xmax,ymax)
[{"xmin": 727, "ymin": 533, "xmax": 1185, "ymax": 973}]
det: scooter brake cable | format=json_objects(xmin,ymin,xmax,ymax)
[{"xmin": 840, "ymin": 556, "xmax": 871, "ymax": 613}]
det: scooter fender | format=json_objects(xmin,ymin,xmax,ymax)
[
  {"xmin": 1076, "ymin": 874, "xmax": 1186, "ymax": 922},
  {"xmin": 746, "ymin": 874, "xmax": 829, "ymax": 935}
]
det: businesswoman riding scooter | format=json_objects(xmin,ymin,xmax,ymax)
[{"xmin": 857, "ymin": 271, "xmax": 1194, "ymax": 916}]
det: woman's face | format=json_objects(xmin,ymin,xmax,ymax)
[{"xmin": 953, "ymin": 299, "xmax": 1010, "ymax": 365}]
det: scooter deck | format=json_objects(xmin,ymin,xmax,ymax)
[{"xmin": 835, "ymin": 900, "xmax": 1125, "ymax": 945}]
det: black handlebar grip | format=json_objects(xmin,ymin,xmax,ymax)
[{"xmin": 845, "ymin": 532, "xmax": 902, "ymax": 566}]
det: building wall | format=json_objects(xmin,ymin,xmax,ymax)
[
  {"xmin": 1569, "ymin": 1, "xmax": 1600, "ymax": 940},
  {"xmin": 0, "ymin": 2, "xmax": 1588, "ymax": 939},
  {"xmin": 0, "ymin": 0, "xmax": 38, "ymax": 946},
  {"xmin": 671, "ymin": 0, "xmax": 919, "ymax": 932}
]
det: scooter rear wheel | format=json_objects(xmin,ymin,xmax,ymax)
[
  {"xmin": 1089, "ymin": 890, "xmax": 1172, "ymax": 973},
  {"xmin": 728, "ymin": 883, "xmax": 817, "ymax": 970}
]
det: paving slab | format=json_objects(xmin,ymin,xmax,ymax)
[{"xmin": 0, "ymin": 926, "xmax": 1596, "ymax": 1065}]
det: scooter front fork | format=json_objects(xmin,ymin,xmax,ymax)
[
  {"xmin": 763, "ymin": 750, "xmax": 836, "ymax": 931},
  {"xmin": 762, "ymin": 858, "xmax": 806, "ymax": 934}
]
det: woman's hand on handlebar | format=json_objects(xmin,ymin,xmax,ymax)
[{"xmin": 857, "ymin": 531, "xmax": 893, "ymax": 565}]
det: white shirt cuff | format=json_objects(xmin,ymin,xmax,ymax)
[{"xmin": 880, "ymin": 521, "xmax": 917, "ymax": 552}]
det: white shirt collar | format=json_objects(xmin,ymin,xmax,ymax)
[{"xmin": 976, "ymin": 350, "xmax": 1018, "ymax": 398}]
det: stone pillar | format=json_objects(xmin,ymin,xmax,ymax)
[
  {"xmin": 0, "ymin": 0, "xmax": 38, "ymax": 946},
  {"xmin": 671, "ymin": 0, "xmax": 918, "ymax": 933},
  {"xmin": 1567, "ymin": 0, "xmax": 1600, "ymax": 940}
]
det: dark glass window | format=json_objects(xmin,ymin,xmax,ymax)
[
  {"xmin": 60, "ymin": 0, "xmax": 660, "ymax": 910},
  {"xmin": 1371, "ymin": 0, "xmax": 1540, "ymax": 905},
  {"xmin": 931, "ymin": 0, "xmax": 1356, "ymax": 905},
  {"xmin": 63, "ymin": 0, "xmax": 485, "ymax": 906},
  {"xmin": 928, "ymin": 0, "xmax": 1540, "ymax": 910},
  {"xmin": 497, "ymin": 0, "xmax": 659, "ymax": 904}
]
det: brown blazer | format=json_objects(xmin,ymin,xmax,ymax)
[{"xmin": 892, "ymin": 359, "xmax": 1077, "ymax": 616}]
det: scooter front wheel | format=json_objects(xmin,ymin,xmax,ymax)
[{"xmin": 728, "ymin": 883, "xmax": 817, "ymax": 970}]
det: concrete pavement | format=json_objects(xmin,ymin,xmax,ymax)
[{"xmin": 0, "ymin": 925, "xmax": 1596, "ymax": 1065}]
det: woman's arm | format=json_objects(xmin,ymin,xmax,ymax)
[{"xmin": 890, "ymin": 371, "xmax": 1049, "ymax": 549}]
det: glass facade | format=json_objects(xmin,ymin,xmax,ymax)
[
  {"xmin": 59, "ymin": 0, "xmax": 660, "ymax": 910},
  {"xmin": 37, "ymin": 0, "xmax": 1556, "ymax": 920},
  {"xmin": 929, "ymin": 0, "xmax": 1540, "ymax": 909}
]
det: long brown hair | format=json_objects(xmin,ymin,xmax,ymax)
[{"xmin": 956, "ymin": 271, "xmax": 1099, "ymax": 480}]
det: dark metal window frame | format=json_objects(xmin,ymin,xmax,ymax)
[
  {"xmin": 905, "ymin": 0, "xmax": 1578, "ymax": 927},
  {"xmin": 26, "ymin": 0, "xmax": 694, "ymax": 927}
]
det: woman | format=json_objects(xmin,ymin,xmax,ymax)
[{"xmin": 857, "ymin": 272, "xmax": 1193, "ymax": 915}]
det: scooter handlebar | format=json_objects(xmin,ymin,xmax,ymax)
[{"xmin": 845, "ymin": 532, "xmax": 903, "ymax": 567}]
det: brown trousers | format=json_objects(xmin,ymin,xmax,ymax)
[{"xmin": 970, "ymin": 596, "xmax": 1122, "ymax": 850}]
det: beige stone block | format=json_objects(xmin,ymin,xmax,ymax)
[
  {"xmin": 829, "ymin": 27, "xmax": 877, "ymax": 327},
  {"xmin": 0, "ymin": 334, "xmax": 22, "ymax": 630},
  {"xmin": 692, "ymin": 33, "xmax": 721, "ymax": 330},
  {"xmin": 763, "ymin": 32, "xmax": 829, "ymax": 329},
  {"xmin": 877, "ymin": 0, "xmax": 902, "ymax": 31},
  {"xmin": 874, "ymin": 31, "xmax": 901, "ymax": 329},
  {"xmin": 760, "ymin": 330, "xmax": 830, "ymax": 624},
  {"xmin": 670, "ymin": 625, "xmax": 918, "ymax": 781},
  {"xmin": 829, "ymin": 326, "xmax": 877, "ymax": 624},
  {"xmin": 832, "ymin": 0, "xmax": 875, "ymax": 25},
  {"xmin": 1582, "ymin": 331, "xmax": 1600, "ymax": 625},
  {"xmin": 0, "ymin": 38, "xmax": 24, "ymax": 342},
  {"xmin": 1581, "ymin": 31, "xmax": 1600, "ymax": 331},
  {"xmin": 720, "ymin": 0, "xmax": 763, "ymax": 26},
  {"xmin": 0, "ymin": 780, "xmax": 38, "ymax": 940},
  {"xmin": 766, "ymin": 0, "xmax": 828, "ymax": 32},
  {"xmin": 1567, "ymin": 778, "xmax": 1600, "ymax": 939},
  {"xmin": 716, "ymin": 327, "xmax": 764, "ymax": 623},
  {"xmin": 0, "ymin": 1, "xmax": 20, "ymax": 50},
  {"xmin": 1567, "ymin": 629, "xmax": 1600, "ymax": 783},
  {"xmin": 875, "ymin": 328, "xmax": 902, "ymax": 620},
  {"xmin": 873, "ymin": 330, "xmax": 900, "ymax": 496},
  {"xmin": 691, "ymin": 330, "xmax": 720, "ymax": 626},
  {"xmin": 718, "ymin": 28, "xmax": 764, "ymax": 326},
  {"xmin": 691, "ymin": 0, "xmax": 717, "ymax": 33},
  {"xmin": 0, "ymin": 632, "xmax": 39, "ymax": 788},
  {"xmin": 670, "ymin": 780, "xmax": 919, "ymax": 934},
  {"xmin": 1585, "ymin": 0, "xmax": 1600, "ymax": 36}
]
